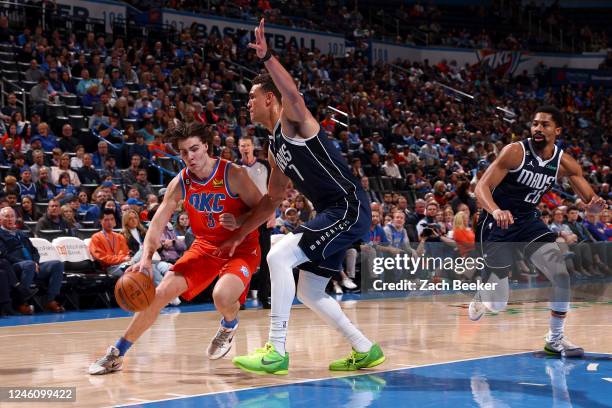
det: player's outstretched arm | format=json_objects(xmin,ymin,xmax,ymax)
[
  {"xmin": 559, "ymin": 153, "xmax": 606, "ymax": 213},
  {"xmin": 249, "ymin": 18, "xmax": 315, "ymax": 127},
  {"xmin": 475, "ymin": 143, "xmax": 523, "ymax": 229},
  {"xmin": 216, "ymin": 153, "xmax": 290, "ymax": 256},
  {"xmin": 130, "ymin": 176, "xmax": 181, "ymax": 275}
]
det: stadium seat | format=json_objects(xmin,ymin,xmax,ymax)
[
  {"xmin": 52, "ymin": 237, "xmax": 115, "ymax": 309},
  {"xmin": 76, "ymin": 228, "xmax": 100, "ymax": 240},
  {"xmin": 37, "ymin": 229, "xmax": 66, "ymax": 241}
]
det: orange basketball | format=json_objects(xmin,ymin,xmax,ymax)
[{"xmin": 114, "ymin": 272, "xmax": 155, "ymax": 312}]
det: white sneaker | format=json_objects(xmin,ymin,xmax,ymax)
[
  {"xmin": 206, "ymin": 323, "xmax": 238, "ymax": 360},
  {"xmin": 88, "ymin": 346, "xmax": 123, "ymax": 375},
  {"xmin": 544, "ymin": 332, "xmax": 584, "ymax": 358},
  {"xmin": 333, "ymin": 281, "xmax": 343, "ymax": 294},
  {"xmin": 468, "ymin": 292, "xmax": 487, "ymax": 321},
  {"xmin": 169, "ymin": 297, "xmax": 181, "ymax": 306},
  {"xmin": 341, "ymin": 277, "xmax": 357, "ymax": 290}
]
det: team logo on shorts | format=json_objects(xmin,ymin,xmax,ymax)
[{"xmin": 240, "ymin": 266, "xmax": 249, "ymax": 277}]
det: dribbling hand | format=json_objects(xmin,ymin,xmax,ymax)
[
  {"xmin": 248, "ymin": 18, "xmax": 268, "ymax": 59},
  {"xmin": 125, "ymin": 258, "xmax": 153, "ymax": 279},
  {"xmin": 492, "ymin": 209, "xmax": 514, "ymax": 229}
]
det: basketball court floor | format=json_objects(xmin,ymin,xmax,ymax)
[{"xmin": 1, "ymin": 281, "xmax": 611, "ymax": 407}]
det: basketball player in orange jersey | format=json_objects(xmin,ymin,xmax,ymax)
[{"xmin": 89, "ymin": 121, "xmax": 263, "ymax": 375}]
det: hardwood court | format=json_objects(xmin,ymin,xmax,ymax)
[{"xmin": 0, "ymin": 287, "xmax": 611, "ymax": 407}]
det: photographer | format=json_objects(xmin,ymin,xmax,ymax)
[{"xmin": 416, "ymin": 202, "xmax": 441, "ymax": 236}]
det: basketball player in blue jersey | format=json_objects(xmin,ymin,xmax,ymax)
[
  {"xmin": 217, "ymin": 19, "xmax": 384, "ymax": 374},
  {"xmin": 469, "ymin": 105, "xmax": 606, "ymax": 357}
]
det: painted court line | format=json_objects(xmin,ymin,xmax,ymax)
[
  {"xmin": 116, "ymin": 351, "xmax": 533, "ymax": 407},
  {"xmin": 587, "ymin": 363, "xmax": 599, "ymax": 371}
]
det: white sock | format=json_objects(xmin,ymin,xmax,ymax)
[
  {"xmin": 345, "ymin": 248, "xmax": 357, "ymax": 279},
  {"xmin": 266, "ymin": 233, "xmax": 308, "ymax": 356},
  {"xmin": 549, "ymin": 310, "xmax": 566, "ymax": 339},
  {"xmin": 297, "ymin": 270, "xmax": 373, "ymax": 353}
]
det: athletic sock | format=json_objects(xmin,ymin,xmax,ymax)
[
  {"xmin": 115, "ymin": 337, "xmax": 133, "ymax": 357},
  {"xmin": 221, "ymin": 318, "xmax": 238, "ymax": 329},
  {"xmin": 549, "ymin": 310, "xmax": 566, "ymax": 339}
]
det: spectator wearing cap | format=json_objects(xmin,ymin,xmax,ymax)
[
  {"xmin": 137, "ymin": 120, "xmax": 157, "ymax": 143},
  {"xmin": 35, "ymin": 198, "xmax": 72, "ymax": 236},
  {"xmin": 372, "ymin": 132, "xmax": 387, "ymax": 156},
  {"xmin": 280, "ymin": 207, "xmax": 301, "ymax": 234},
  {"xmin": 126, "ymin": 197, "xmax": 144, "ymax": 213},
  {"xmin": 100, "ymin": 156, "xmax": 121, "ymax": 181},
  {"xmin": 76, "ymin": 153, "xmax": 100, "ymax": 184},
  {"xmin": 17, "ymin": 168, "xmax": 36, "ymax": 200},
  {"xmin": 47, "ymin": 68, "xmax": 65, "ymax": 95},
  {"xmin": 128, "ymin": 133, "xmax": 151, "ymax": 161},
  {"xmin": 34, "ymin": 166, "xmax": 57, "ymax": 203},
  {"xmin": 34, "ymin": 122, "xmax": 58, "ymax": 152},
  {"xmin": 382, "ymin": 154, "xmax": 402, "ymax": 179}
]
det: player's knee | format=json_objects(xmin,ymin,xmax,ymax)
[
  {"xmin": 153, "ymin": 272, "xmax": 185, "ymax": 307},
  {"xmin": 212, "ymin": 287, "xmax": 235, "ymax": 310},
  {"xmin": 266, "ymin": 244, "xmax": 283, "ymax": 268}
]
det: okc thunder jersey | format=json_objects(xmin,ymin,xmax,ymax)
[
  {"xmin": 268, "ymin": 120, "xmax": 364, "ymax": 211},
  {"xmin": 179, "ymin": 158, "xmax": 258, "ymax": 245},
  {"xmin": 492, "ymin": 138, "xmax": 563, "ymax": 217}
]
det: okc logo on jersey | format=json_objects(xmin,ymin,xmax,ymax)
[{"xmin": 188, "ymin": 192, "xmax": 226, "ymax": 213}]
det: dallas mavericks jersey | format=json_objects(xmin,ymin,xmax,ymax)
[
  {"xmin": 268, "ymin": 120, "xmax": 362, "ymax": 211},
  {"xmin": 492, "ymin": 138, "xmax": 563, "ymax": 217}
]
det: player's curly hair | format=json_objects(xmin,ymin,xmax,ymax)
[{"xmin": 167, "ymin": 121, "xmax": 214, "ymax": 151}]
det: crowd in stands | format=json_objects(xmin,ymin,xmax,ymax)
[
  {"xmin": 124, "ymin": 0, "xmax": 611, "ymax": 53},
  {"xmin": 0, "ymin": 4, "xmax": 611, "ymax": 315}
]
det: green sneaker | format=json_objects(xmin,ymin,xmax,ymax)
[
  {"xmin": 329, "ymin": 343, "xmax": 385, "ymax": 371},
  {"xmin": 232, "ymin": 343, "xmax": 289, "ymax": 375}
]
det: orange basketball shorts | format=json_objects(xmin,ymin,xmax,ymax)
[{"xmin": 172, "ymin": 237, "xmax": 261, "ymax": 303}]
